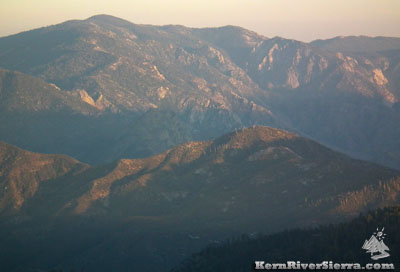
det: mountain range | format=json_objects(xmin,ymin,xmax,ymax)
[
  {"xmin": 1, "ymin": 14, "xmax": 400, "ymax": 271},
  {"xmin": 1, "ymin": 127, "xmax": 400, "ymax": 271},
  {"xmin": 0, "ymin": 15, "xmax": 399, "ymax": 168}
]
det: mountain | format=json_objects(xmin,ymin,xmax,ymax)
[
  {"xmin": 0, "ymin": 15, "xmax": 282, "ymax": 164},
  {"xmin": 310, "ymin": 36, "xmax": 400, "ymax": 53},
  {"xmin": 0, "ymin": 15, "xmax": 273, "ymax": 115},
  {"xmin": 1, "ymin": 126, "xmax": 400, "ymax": 271},
  {"xmin": 0, "ymin": 141, "xmax": 88, "ymax": 216},
  {"xmin": 0, "ymin": 68, "xmax": 99, "ymax": 113},
  {"xmin": 0, "ymin": 15, "xmax": 400, "ymax": 169},
  {"xmin": 194, "ymin": 29, "xmax": 400, "ymax": 100},
  {"xmin": 172, "ymin": 206, "xmax": 400, "ymax": 272},
  {"xmin": 1, "ymin": 14, "xmax": 399, "ymax": 272},
  {"xmin": 0, "ymin": 68, "xmax": 198, "ymax": 163},
  {"xmin": 194, "ymin": 28, "xmax": 400, "ymax": 168}
]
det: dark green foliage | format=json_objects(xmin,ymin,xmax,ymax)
[{"xmin": 173, "ymin": 206, "xmax": 400, "ymax": 272}]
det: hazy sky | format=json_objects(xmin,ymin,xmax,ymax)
[{"xmin": 1, "ymin": 0, "xmax": 399, "ymax": 41}]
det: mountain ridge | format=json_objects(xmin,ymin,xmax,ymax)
[
  {"xmin": 1, "ymin": 126, "xmax": 399, "ymax": 219},
  {"xmin": 0, "ymin": 14, "xmax": 399, "ymax": 170},
  {"xmin": 1, "ymin": 14, "xmax": 400, "ymax": 272},
  {"xmin": 0, "ymin": 140, "xmax": 88, "ymax": 216},
  {"xmin": 1, "ymin": 126, "xmax": 400, "ymax": 271}
]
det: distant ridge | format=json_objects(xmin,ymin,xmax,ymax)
[
  {"xmin": 0, "ymin": 14, "xmax": 399, "ymax": 170},
  {"xmin": 311, "ymin": 35, "xmax": 400, "ymax": 53}
]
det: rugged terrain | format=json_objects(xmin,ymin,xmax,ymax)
[
  {"xmin": 1, "ymin": 127, "xmax": 400, "ymax": 271},
  {"xmin": 1, "ymin": 15, "xmax": 400, "ymax": 271},
  {"xmin": 0, "ymin": 15, "xmax": 399, "ymax": 168}
]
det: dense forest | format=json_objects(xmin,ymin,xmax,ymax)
[{"xmin": 172, "ymin": 206, "xmax": 400, "ymax": 272}]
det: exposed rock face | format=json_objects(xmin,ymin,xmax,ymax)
[{"xmin": 0, "ymin": 15, "xmax": 400, "ymax": 169}]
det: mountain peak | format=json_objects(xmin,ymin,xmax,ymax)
[
  {"xmin": 212, "ymin": 126, "xmax": 297, "ymax": 149},
  {"xmin": 86, "ymin": 14, "xmax": 135, "ymax": 26}
]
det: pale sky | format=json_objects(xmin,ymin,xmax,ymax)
[{"xmin": 0, "ymin": 0, "xmax": 399, "ymax": 41}]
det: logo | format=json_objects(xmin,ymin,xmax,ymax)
[{"xmin": 362, "ymin": 227, "xmax": 390, "ymax": 260}]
